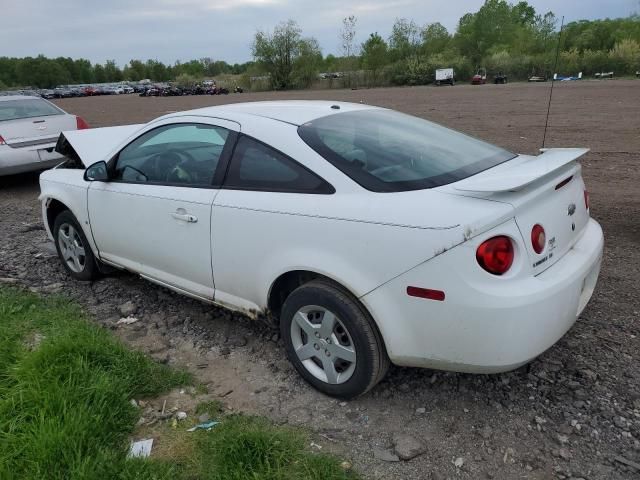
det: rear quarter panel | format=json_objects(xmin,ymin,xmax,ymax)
[{"xmin": 210, "ymin": 188, "xmax": 514, "ymax": 313}]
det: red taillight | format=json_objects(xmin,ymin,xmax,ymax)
[
  {"xmin": 76, "ymin": 116, "xmax": 90, "ymax": 130},
  {"xmin": 476, "ymin": 236, "xmax": 514, "ymax": 275},
  {"xmin": 0, "ymin": 135, "xmax": 5, "ymax": 145},
  {"xmin": 584, "ymin": 190, "xmax": 589, "ymax": 211},
  {"xmin": 531, "ymin": 224, "xmax": 546, "ymax": 254}
]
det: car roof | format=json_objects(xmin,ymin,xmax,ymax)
[
  {"xmin": 0, "ymin": 95, "xmax": 43, "ymax": 102},
  {"xmin": 174, "ymin": 100, "xmax": 382, "ymax": 126}
]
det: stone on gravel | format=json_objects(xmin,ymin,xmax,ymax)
[
  {"xmin": 119, "ymin": 301, "xmax": 137, "ymax": 317},
  {"xmin": 117, "ymin": 315, "xmax": 139, "ymax": 325},
  {"xmin": 453, "ymin": 457, "xmax": 465, "ymax": 468},
  {"xmin": 392, "ymin": 433, "xmax": 425, "ymax": 460},
  {"xmin": 287, "ymin": 407, "xmax": 312, "ymax": 425},
  {"xmin": 166, "ymin": 315, "xmax": 183, "ymax": 328},
  {"xmin": 373, "ymin": 448, "xmax": 400, "ymax": 462},
  {"xmin": 228, "ymin": 335, "xmax": 248, "ymax": 347},
  {"xmin": 415, "ymin": 407, "xmax": 426, "ymax": 414},
  {"xmin": 479, "ymin": 425, "xmax": 493, "ymax": 439}
]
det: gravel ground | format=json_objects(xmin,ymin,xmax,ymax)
[{"xmin": 1, "ymin": 80, "xmax": 639, "ymax": 479}]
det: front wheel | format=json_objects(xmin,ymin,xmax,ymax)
[
  {"xmin": 281, "ymin": 280, "xmax": 389, "ymax": 398},
  {"xmin": 53, "ymin": 210, "xmax": 100, "ymax": 281}
]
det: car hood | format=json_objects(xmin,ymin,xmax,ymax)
[{"xmin": 55, "ymin": 124, "xmax": 144, "ymax": 167}]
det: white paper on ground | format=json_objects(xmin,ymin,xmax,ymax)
[{"xmin": 129, "ymin": 438, "xmax": 153, "ymax": 458}]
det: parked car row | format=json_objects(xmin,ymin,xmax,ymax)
[
  {"xmin": 138, "ymin": 84, "xmax": 243, "ymax": 97},
  {"xmin": 0, "ymin": 84, "xmax": 136, "ymax": 99}
]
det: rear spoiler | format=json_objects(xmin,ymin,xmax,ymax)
[
  {"xmin": 55, "ymin": 124, "xmax": 143, "ymax": 167},
  {"xmin": 453, "ymin": 148, "xmax": 589, "ymax": 193}
]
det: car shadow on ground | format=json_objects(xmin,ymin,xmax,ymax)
[{"xmin": 0, "ymin": 171, "xmax": 41, "ymax": 190}]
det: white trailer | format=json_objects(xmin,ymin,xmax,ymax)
[{"xmin": 435, "ymin": 68, "xmax": 455, "ymax": 86}]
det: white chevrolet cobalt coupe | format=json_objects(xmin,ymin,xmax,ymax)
[{"xmin": 39, "ymin": 101, "xmax": 603, "ymax": 398}]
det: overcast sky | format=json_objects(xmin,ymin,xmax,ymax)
[{"xmin": 3, "ymin": 0, "xmax": 638, "ymax": 66}]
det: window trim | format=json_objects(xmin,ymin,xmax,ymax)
[
  {"xmin": 220, "ymin": 133, "xmax": 335, "ymax": 195},
  {"xmin": 106, "ymin": 122, "xmax": 237, "ymax": 189}
]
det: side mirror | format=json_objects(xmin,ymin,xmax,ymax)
[{"xmin": 84, "ymin": 161, "xmax": 109, "ymax": 182}]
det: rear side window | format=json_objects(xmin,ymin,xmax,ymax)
[
  {"xmin": 0, "ymin": 99, "xmax": 63, "ymax": 122},
  {"xmin": 298, "ymin": 109, "xmax": 515, "ymax": 192},
  {"xmin": 224, "ymin": 135, "xmax": 334, "ymax": 194}
]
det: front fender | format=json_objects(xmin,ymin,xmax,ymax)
[{"xmin": 39, "ymin": 169, "xmax": 97, "ymax": 256}]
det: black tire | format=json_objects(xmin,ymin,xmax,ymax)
[
  {"xmin": 281, "ymin": 280, "xmax": 389, "ymax": 398},
  {"xmin": 53, "ymin": 210, "xmax": 100, "ymax": 281}
]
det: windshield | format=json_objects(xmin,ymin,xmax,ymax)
[
  {"xmin": 0, "ymin": 98, "xmax": 63, "ymax": 122},
  {"xmin": 298, "ymin": 109, "xmax": 515, "ymax": 192}
]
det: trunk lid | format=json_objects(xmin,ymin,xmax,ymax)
[
  {"xmin": 444, "ymin": 148, "xmax": 591, "ymax": 275},
  {"xmin": 2, "ymin": 114, "xmax": 76, "ymax": 147}
]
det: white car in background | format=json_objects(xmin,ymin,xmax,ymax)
[
  {"xmin": 39, "ymin": 101, "xmax": 603, "ymax": 398},
  {"xmin": 0, "ymin": 95, "xmax": 89, "ymax": 176}
]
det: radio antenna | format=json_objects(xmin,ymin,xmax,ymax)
[{"xmin": 542, "ymin": 15, "xmax": 564, "ymax": 149}]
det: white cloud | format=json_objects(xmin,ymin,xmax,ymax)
[{"xmin": 1, "ymin": 0, "xmax": 636, "ymax": 65}]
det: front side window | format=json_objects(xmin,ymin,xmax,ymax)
[
  {"xmin": 0, "ymin": 99, "xmax": 63, "ymax": 122},
  {"xmin": 224, "ymin": 136, "xmax": 333, "ymax": 194},
  {"xmin": 113, "ymin": 123, "xmax": 229, "ymax": 186},
  {"xmin": 298, "ymin": 110, "xmax": 516, "ymax": 192}
]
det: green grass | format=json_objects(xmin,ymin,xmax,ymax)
[
  {"xmin": 192, "ymin": 415, "xmax": 354, "ymax": 480},
  {"xmin": 0, "ymin": 287, "xmax": 357, "ymax": 480},
  {"xmin": 0, "ymin": 287, "xmax": 190, "ymax": 480},
  {"xmin": 195, "ymin": 399, "xmax": 224, "ymax": 418}
]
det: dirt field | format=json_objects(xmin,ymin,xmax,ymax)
[{"xmin": 1, "ymin": 80, "xmax": 639, "ymax": 479}]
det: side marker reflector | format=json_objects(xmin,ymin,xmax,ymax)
[{"xmin": 407, "ymin": 286, "xmax": 445, "ymax": 301}]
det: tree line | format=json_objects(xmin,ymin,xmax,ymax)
[
  {"xmin": 1, "ymin": 0, "xmax": 639, "ymax": 90},
  {"xmin": 0, "ymin": 57, "xmax": 254, "ymax": 90},
  {"xmin": 252, "ymin": 1, "xmax": 640, "ymax": 89}
]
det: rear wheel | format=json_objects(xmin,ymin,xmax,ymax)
[
  {"xmin": 281, "ymin": 280, "xmax": 389, "ymax": 398},
  {"xmin": 53, "ymin": 210, "xmax": 99, "ymax": 281}
]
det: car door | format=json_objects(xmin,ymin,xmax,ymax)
[
  {"xmin": 88, "ymin": 118, "xmax": 238, "ymax": 300},
  {"xmin": 211, "ymin": 134, "xmax": 335, "ymax": 311}
]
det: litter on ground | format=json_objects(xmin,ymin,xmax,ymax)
[
  {"xmin": 129, "ymin": 438, "xmax": 153, "ymax": 458},
  {"xmin": 116, "ymin": 316, "xmax": 139, "ymax": 325},
  {"xmin": 187, "ymin": 421, "xmax": 220, "ymax": 432}
]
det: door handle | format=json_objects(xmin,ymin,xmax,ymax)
[{"xmin": 171, "ymin": 211, "xmax": 198, "ymax": 223}]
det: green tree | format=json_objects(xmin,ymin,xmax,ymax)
[
  {"xmin": 103, "ymin": 60, "xmax": 122, "ymax": 82},
  {"xmin": 389, "ymin": 18, "xmax": 421, "ymax": 61},
  {"xmin": 293, "ymin": 38, "xmax": 323, "ymax": 87},
  {"xmin": 421, "ymin": 22, "xmax": 451, "ymax": 56},
  {"xmin": 361, "ymin": 33, "xmax": 389, "ymax": 84},
  {"xmin": 252, "ymin": 20, "xmax": 321, "ymax": 89}
]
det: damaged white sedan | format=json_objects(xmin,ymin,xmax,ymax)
[{"xmin": 39, "ymin": 101, "xmax": 603, "ymax": 398}]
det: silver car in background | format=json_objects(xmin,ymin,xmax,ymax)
[{"xmin": 0, "ymin": 96, "xmax": 89, "ymax": 176}]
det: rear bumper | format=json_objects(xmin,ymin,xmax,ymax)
[
  {"xmin": 0, "ymin": 143, "xmax": 64, "ymax": 176},
  {"xmin": 362, "ymin": 218, "xmax": 604, "ymax": 373}
]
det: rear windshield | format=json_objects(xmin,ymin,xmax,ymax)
[
  {"xmin": 0, "ymin": 98, "xmax": 63, "ymax": 122},
  {"xmin": 298, "ymin": 109, "xmax": 515, "ymax": 192}
]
